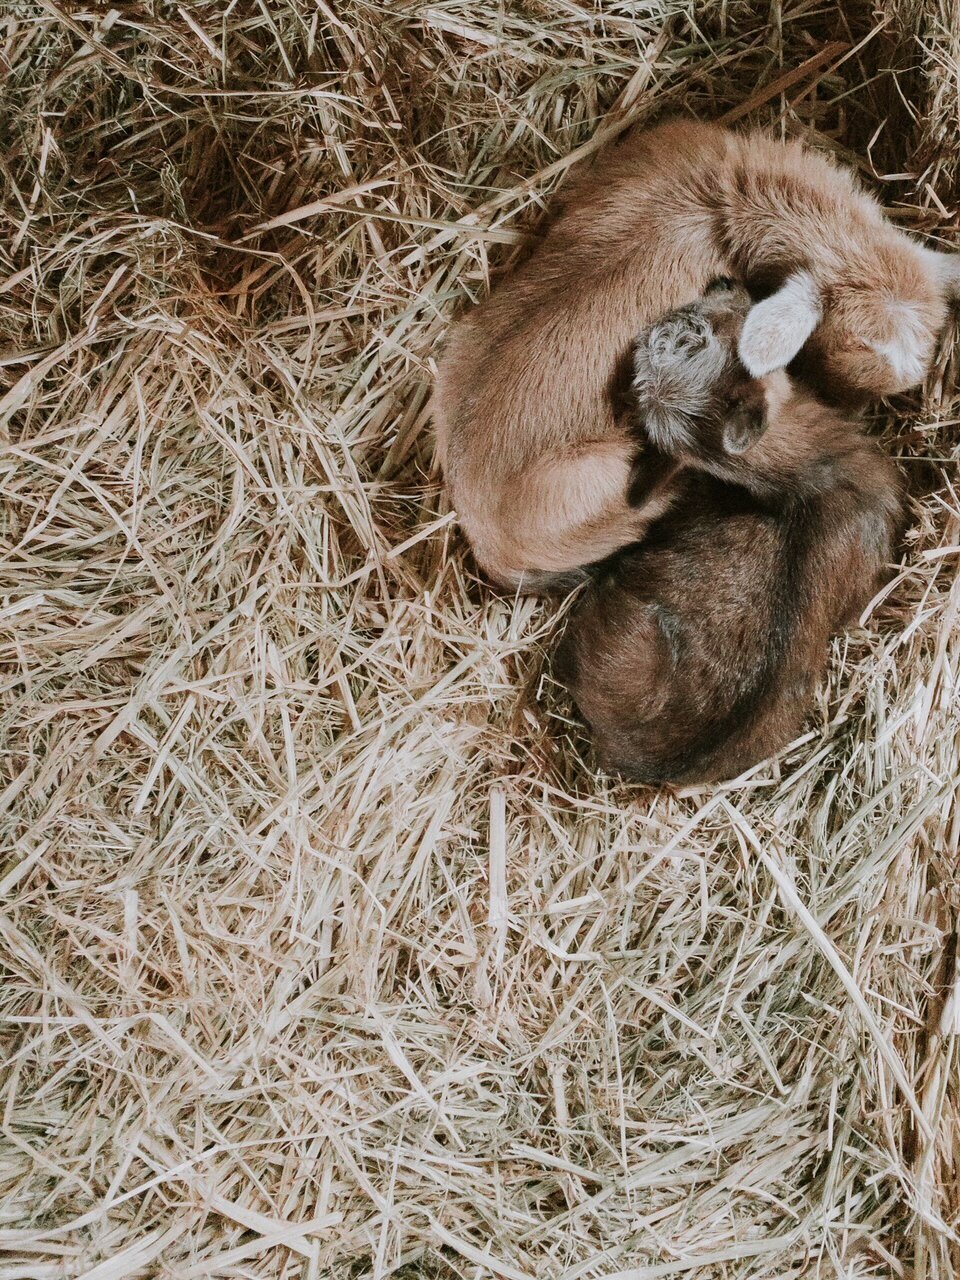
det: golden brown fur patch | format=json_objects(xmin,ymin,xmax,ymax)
[{"xmin": 434, "ymin": 119, "xmax": 951, "ymax": 586}]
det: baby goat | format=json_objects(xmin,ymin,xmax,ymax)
[
  {"xmin": 554, "ymin": 281, "xmax": 903, "ymax": 785},
  {"xmin": 434, "ymin": 119, "xmax": 953, "ymax": 587}
]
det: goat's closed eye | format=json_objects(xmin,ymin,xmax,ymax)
[{"xmin": 837, "ymin": 334, "xmax": 870, "ymax": 353}]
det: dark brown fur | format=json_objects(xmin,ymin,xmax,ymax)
[{"xmin": 555, "ymin": 289, "xmax": 903, "ymax": 785}]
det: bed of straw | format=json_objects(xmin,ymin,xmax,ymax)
[{"xmin": 1, "ymin": 3, "xmax": 958, "ymax": 1278}]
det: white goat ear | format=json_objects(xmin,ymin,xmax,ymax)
[
  {"xmin": 737, "ymin": 271, "xmax": 822, "ymax": 377},
  {"xmin": 924, "ymin": 247, "xmax": 960, "ymax": 301}
]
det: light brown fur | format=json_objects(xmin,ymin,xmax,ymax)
[{"xmin": 434, "ymin": 119, "xmax": 954, "ymax": 587}]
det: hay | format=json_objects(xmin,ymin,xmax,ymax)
[{"xmin": 0, "ymin": 2, "xmax": 958, "ymax": 1277}]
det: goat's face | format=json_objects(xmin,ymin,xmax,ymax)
[{"xmin": 631, "ymin": 280, "xmax": 784, "ymax": 462}]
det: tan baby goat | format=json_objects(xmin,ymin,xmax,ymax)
[{"xmin": 434, "ymin": 119, "xmax": 956, "ymax": 587}]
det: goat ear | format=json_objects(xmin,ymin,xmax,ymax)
[
  {"xmin": 737, "ymin": 270, "xmax": 822, "ymax": 376},
  {"xmin": 722, "ymin": 397, "xmax": 767, "ymax": 455},
  {"xmin": 924, "ymin": 247, "xmax": 960, "ymax": 302}
]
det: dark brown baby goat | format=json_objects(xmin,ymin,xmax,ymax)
[{"xmin": 554, "ymin": 282, "xmax": 903, "ymax": 785}]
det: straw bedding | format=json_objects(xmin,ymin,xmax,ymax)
[{"xmin": 1, "ymin": 3, "xmax": 958, "ymax": 1277}]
